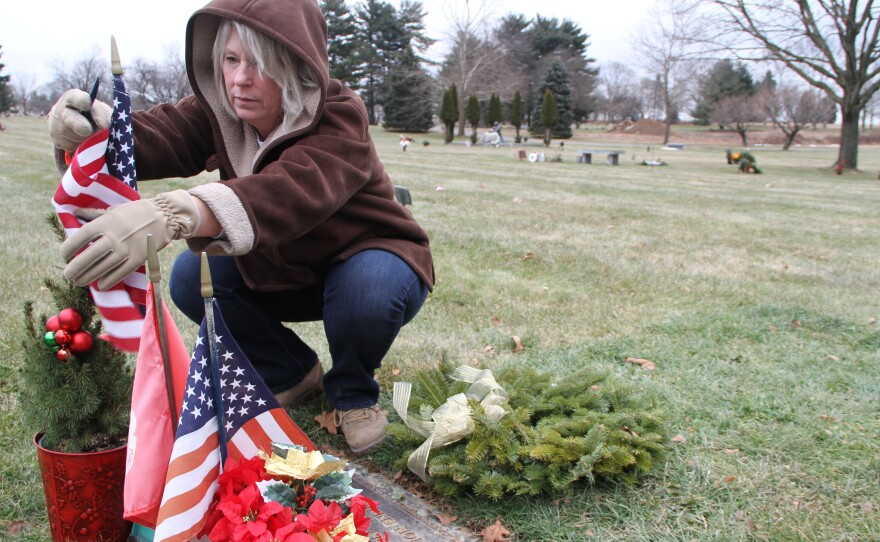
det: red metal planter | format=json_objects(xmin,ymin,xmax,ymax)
[{"xmin": 34, "ymin": 432, "xmax": 131, "ymax": 542}]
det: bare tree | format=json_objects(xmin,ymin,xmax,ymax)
[
  {"xmin": 11, "ymin": 72, "xmax": 38, "ymax": 115},
  {"xmin": 714, "ymin": 0, "xmax": 880, "ymax": 171},
  {"xmin": 597, "ymin": 62, "xmax": 642, "ymax": 122},
  {"xmin": 760, "ymin": 84, "xmax": 835, "ymax": 149},
  {"xmin": 710, "ymin": 93, "xmax": 768, "ymax": 146},
  {"xmin": 636, "ymin": 0, "xmax": 709, "ymax": 145},
  {"xmin": 127, "ymin": 44, "xmax": 191, "ymax": 110},
  {"xmin": 437, "ymin": 0, "xmax": 500, "ymax": 135},
  {"xmin": 49, "ymin": 46, "xmax": 110, "ymax": 103}
]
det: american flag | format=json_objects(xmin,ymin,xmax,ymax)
[
  {"xmin": 51, "ymin": 74, "xmax": 146, "ymax": 352},
  {"xmin": 152, "ymin": 299, "xmax": 314, "ymax": 542}
]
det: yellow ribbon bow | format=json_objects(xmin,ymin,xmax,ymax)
[{"xmin": 392, "ymin": 366, "xmax": 509, "ymax": 481}]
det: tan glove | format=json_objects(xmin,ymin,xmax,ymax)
[
  {"xmin": 61, "ymin": 190, "xmax": 200, "ymax": 290},
  {"xmin": 48, "ymin": 89, "xmax": 112, "ymax": 152}
]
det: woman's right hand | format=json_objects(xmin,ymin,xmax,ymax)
[{"xmin": 48, "ymin": 89, "xmax": 112, "ymax": 152}]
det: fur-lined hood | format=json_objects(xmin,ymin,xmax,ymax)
[{"xmin": 185, "ymin": 0, "xmax": 330, "ymax": 176}]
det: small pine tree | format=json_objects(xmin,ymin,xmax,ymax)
[
  {"xmin": 487, "ymin": 94, "xmax": 502, "ymax": 126},
  {"xmin": 510, "ymin": 91, "xmax": 524, "ymax": 144},
  {"xmin": 17, "ymin": 215, "xmax": 132, "ymax": 453},
  {"xmin": 450, "ymin": 83, "xmax": 460, "ymax": 135},
  {"xmin": 0, "ymin": 45, "xmax": 13, "ymax": 113},
  {"xmin": 541, "ymin": 89, "xmax": 558, "ymax": 147},
  {"xmin": 440, "ymin": 87, "xmax": 457, "ymax": 144},
  {"xmin": 466, "ymin": 95, "xmax": 481, "ymax": 144}
]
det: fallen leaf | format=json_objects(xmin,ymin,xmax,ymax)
[
  {"xmin": 869, "ymin": 317, "xmax": 877, "ymax": 325},
  {"xmin": 484, "ymin": 345, "xmax": 496, "ymax": 356},
  {"xmin": 482, "ymin": 518, "xmax": 511, "ymax": 542},
  {"xmin": 522, "ymin": 252, "xmax": 534, "ymax": 261},
  {"xmin": 585, "ymin": 529, "xmax": 595, "ymax": 536},
  {"xmin": 314, "ymin": 411, "xmax": 338, "ymax": 435},
  {"xmin": 746, "ymin": 519, "xmax": 757, "ymax": 531},
  {"xmin": 491, "ymin": 316, "xmax": 502, "ymax": 326},
  {"xmin": 671, "ymin": 434, "xmax": 686, "ymax": 443},
  {"xmin": 512, "ymin": 335, "xmax": 524, "ymax": 353},
  {"xmin": 820, "ymin": 415, "xmax": 837, "ymax": 422},
  {"xmin": 734, "ymin": 511, "xmax": 745, "ymax": 520},
  {"xmin": 625, "ymin": 357, "xmax": 656, "ymax": 370},
  {"xmin": 791, "ymin": 319, "xmax": 801, "ymax": 328},
  {"xmin": 7, "ymin": 521, "xmax": 24, "ymax": 536},
  {"xmin": 723, "ymin": 448, "xmax": 739, "ymax": 454},
  {"xmin": 392, "ymin": 470, "xmax": 403, "ymax": 481},
  {"xmin": 724, "ymin": 475, "xmax": 736, "ymax": 483},
  {"xmin": 550, "ymin": 497, "xmax": 571, "ymax": 505},
  {"xmin": 434, "ymin": 512, "xmax": 458, "ymax": 525},
  {"xmin": 391, "ymin": 368, "xmax": 401, "ymax": 376},
  {"xmin": 823, "ymin": 354, "xmax": 839, "ymax": 362},
  {"xmin": 770, "ymin": 325, "xmax": 778, "ymax": 333}
]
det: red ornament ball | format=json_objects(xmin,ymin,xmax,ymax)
[
  {"xmin": 46, "ymin": 315, "xmax": 61, "ymax": 332},
  {"xmin": 69, "ymin": 331, "xmax": 94, "ymax": 354},
  {"xmin": 54, "ymin": 329, "xmax": 72, "ymax": 346},
  {"xmin": 56, "ymin": 348, "xmax": 72, "ymax": 362},
  {"xmin": 58, "ymin": 308, "xmax": 84, "ymax": 331}
]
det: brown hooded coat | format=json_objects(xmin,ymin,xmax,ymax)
[{"xmin": 129, "ymin": 0, "xmax": 434, "ymax": 292}]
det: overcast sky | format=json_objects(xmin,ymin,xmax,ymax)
[{"xmin": 1, "ymin": 0, "xmax": 657, "ymax": 87}]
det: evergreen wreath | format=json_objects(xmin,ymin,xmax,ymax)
[
  {"xmin": 387, "ymin": 363, "xmax": 667, "ymax": 499},
  {"xmin": 17, "ymin": 214, "xmax": 132, "ymax": 453}
]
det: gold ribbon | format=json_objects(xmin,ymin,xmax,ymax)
[{"xmin": 392, "ymin": 366, "xmax": 509, "ymax": 481}]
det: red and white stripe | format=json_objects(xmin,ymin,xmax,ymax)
[
  {"xmin": 52, "ymin": 129, "xmax": 146, "ymax": 352},
  {"xmin": 152, "ymin": 409, "xmax": 312, "ymax": 542}
]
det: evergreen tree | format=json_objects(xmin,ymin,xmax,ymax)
[
  {"xmin": 353, "ymin": 0, "xmax": 433, "ymax": 125},
  {"xmin": 440, "ymin": 86, "xmax": 458, "ymax": 143},
  {"xmin": 322, "ymin": 0, "xmax": 361, "ymax": 88},
  {"xmin": 509, "ymin": 91, "xmax": 524, "ymax": 143},
  {"xmin": 381, "ymin": 52, "xmax": 435, "ymax": 132},
  {"xmin": 691, "ymin": 59, "xmax": 755, "ymax": 126},
  {"xmin": 466, "ymin": 94, "xmax": 481, "ymax": 144},
  {"xmin": 539, "ymin": 89, "xmax": 558, "ymax": 146},
  {"xmin": 18, "ymin": 215, "xmax": 131, "ymax": 453},
  {"xmin": 0, "ymin": 46, "xmax": 13, "ymax": 113},
  {"xmin": 531, "ymin": 62, "xmax": 573, "ymax": 139},
  {"xmin": 487, "ymin": 94, "xmax": 502, "ymax": 126}
]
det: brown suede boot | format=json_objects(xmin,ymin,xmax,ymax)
[
  {"xmin": 274, "ymin": 363, "xmax": 324, "ymax": 408},
  {"xmin": 334, "ymin": 405, "xmax": 387, "ymax": 455}
]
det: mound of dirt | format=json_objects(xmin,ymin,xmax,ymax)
[{"xmin": 610, "ymin": 119, "xmax": 667, "ymax": 136}]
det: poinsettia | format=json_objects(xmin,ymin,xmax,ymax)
[{"xmin": 199, "ymin": 443, "xmax": 385, "ymax": 542}]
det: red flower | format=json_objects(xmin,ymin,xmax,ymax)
[
  {"xmin": 347, "ymin": 495, "xmax": 380, "ymax": 535},
  {"xmin": 269, "ymin": 521, "xmax": 312, "ymax": 542},
  {"xmin": 294, "ymin": 499, "xmax": 344, "ymax": 535},
  {"xmin": 219, "ymin": 456, "xmax": 269, "ymax": 496},
  {"xmin": 209, "ymin": 484, "xmax": 285, "ymax": 542}
]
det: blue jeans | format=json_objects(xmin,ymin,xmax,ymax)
[{"xmin": 169, "ymin": 249, "xmax": 428, "ymax": 410}]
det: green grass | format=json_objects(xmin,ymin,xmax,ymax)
[{"xmin": 2, "ymin": 116, "xmax": 879, "ymax": 541}]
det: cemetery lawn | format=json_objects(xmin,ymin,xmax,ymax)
[{"xmin": 1, "ymin": 116, "xmax": 879, "ymax": 541}]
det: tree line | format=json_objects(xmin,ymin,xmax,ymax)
[{"xmin": 1, "ymin": 0, "xmax": 879, "ymax": 170}]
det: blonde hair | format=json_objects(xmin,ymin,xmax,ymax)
[{"xmin": 213, "ymin": 20, "xmax": 318, "ymax": 131}]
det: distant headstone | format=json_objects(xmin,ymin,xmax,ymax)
[{"xmin": 394, "ymin": 185, "xmax": 412, "ymax": 206}]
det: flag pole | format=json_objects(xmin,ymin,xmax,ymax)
[
  {"xmin": 146, "ymin": 235, "xmax": 178, "ymax": 436},
  {"xmin": 201, "ymin": 252, "xmax": 229, "ymax": 464}
]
